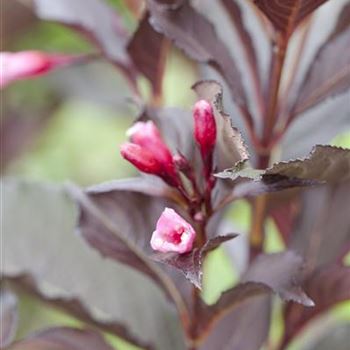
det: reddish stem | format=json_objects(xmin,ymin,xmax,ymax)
[{"xmin": 262, "ymin": 34, "xmax": 288, "ymax": 146}]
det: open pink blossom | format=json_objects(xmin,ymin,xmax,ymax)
[
  {"xmin": 150, "ymin": 208, "xmax": 196, "ymax": 254},
  {"xmin": 0, "ymin": 51, "xmax": 85, "ymax": 88}
]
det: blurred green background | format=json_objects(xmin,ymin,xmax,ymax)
[{"xmin": 2, "ymin": 1, "xmax": 349, "ymax": 349}]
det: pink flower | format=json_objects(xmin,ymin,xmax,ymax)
[
  {"xmin": 120, "ymin": 143, "xmax": 163, "ymax": 174},
  {"xmin": 193, "ymin": 100, "xmax": 217, "ymax": 158},
  {"xmin": 0, "ymin": 51, "xmax": 83, "ymax": 88},
  {"xmin": 127, "ymin": 121, "xmax": 173, "ymax": 165},
  {"xmin": 150, "ymin": 208, "xmax": 196, "ymax": 254},
  {"xmin": 124, "ymin": 121, "xmax": 179, "ymax": 186}
]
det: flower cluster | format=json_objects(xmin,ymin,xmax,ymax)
[{"xmin": 121, "ymin": 100, "xmax": 217, "ymax": 254}]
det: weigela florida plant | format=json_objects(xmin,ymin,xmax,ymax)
[
  {"xmin": 121, "ymin": 100, "xmax": 217, "ymax": 255},
  {"xmin": 2, "ymin": 1, "xmax": 350, "ymax": 350}
]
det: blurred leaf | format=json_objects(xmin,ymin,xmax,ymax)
[
  {"xmin": 0, "ymin": 110, "xmax": 49, "ymax": 173},
  {"xmin": 220, "ymin": 0, "xmax": 260, "ymax": 90},
  {"xmin": 9, "ymin": 327, "xmax": 115, "ymax": 350},
  {"xmin": 293, "ymin": 2, "xmax": 350, "ymax": 115},
  {"xmin": 242, "ymin": 251, "xmax": 313, "ymax": 306},
  {"xmin": 283, "ymin": 265, "xmax": 350, "ymax": 347},
  {"xmin": 267, "ymin": 192, "xmax": 299, "ymax": 244},
  {"xmin": 152, "ymin": 234, "xmax": 238, "ymax": 289},
  {"xmin": 200, "ymin": 296, "xmax": 270, "ymax": 350},
  {"xmin": 302, "ymin": 324, "xmax": 350, "ymax": 350},
  {"xmin": 0, "ymin": 289, "xmax": 18, "ymax": 348},
  {"xmin": 253, "ymin": 0, "xmax": 329, "ymax": 36},
  {"xmin": 147, "ymin": 0, "xmax": 247, "ymax": 106},
  {"xmin": 128, "ymin": 13, "xmax": 169, "ymax": 98},
  {"xmin": 197, "ymin": 251, "xmax": 313, "ymax": 343},
  {"xmin": 33, "ymin": 0, "xmax": 134, "ymax": 70},
  {"xmin": 281, "ymin": 94, "xmax": 350, "ymax": 160},
  {"xmin": 290, "ymin": 182, "xmax": 350, "ymax": 268},
  {"xmin": 1, "ymin": 0, "xmax": 37, "ymax": 50},
  {"xmin": 278, "ymin": 181, "xmax": 350, "ymax": 346},
  {"xmin": 2, "ymin": 179, "xmax": 185, "ymax": 350}
]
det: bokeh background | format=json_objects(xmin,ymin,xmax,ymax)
[{"xmin": 1, "ymin": 0, "xmax": 349, "ymax": 349}]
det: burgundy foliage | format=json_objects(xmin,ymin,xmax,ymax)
[{"xmin": 1, "ymin": 0, "xmax": 350, "ymax": 350}]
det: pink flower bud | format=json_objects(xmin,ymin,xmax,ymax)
[
  {"xmin": 151, "ymin": 208, "xmax": 196, "ymax": 254},
  {"xmin": 173, "ymin": 153, "xmax": 191, "ymax": 173},
  {"xmin": 126, "ymin": 121, "xmax": 179, "ymax": 185},
  {"xmin": 193, "ymin": 100, "xmax": 217, "ymax": 158},
  {"xmin": 120, "ymin": 142, "xmax": 163, "ymax": 175},
  {"xmin": 0, "ymin": 51, "xmax": 84, "ymax": 88},
  {"xmin": 127, "ymin": 121, "xmax": 173, "ymax": 165}
]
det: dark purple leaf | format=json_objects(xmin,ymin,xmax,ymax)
[
  {"xmin": 202, "ymin": 234, "xmax": 239, "ymax": 253},
  {"xmin": 33, "ymin": 0, "xmax": 134, "ymax": 70},
  {"xmin": 2, "ymin": 179, "xmax": 185, "ymax": 350},
  {"xmin": 71, "ymin": 180, "xmax": 171, "ymax": 282},
  {"xmin": 0, "ymin": 113, "xmax": 45, "ymax": 172},
  {"xmin": 216, "ymin": 145, "xmax": 349, "ymax": 206},
  {"xmin": 267, "ymin": 190, "xmax": 300, "ymax": 244},
  {"xmin": 152, "ymin": 234, "xmax": 238, "ymax": 289},
  {"xmin": 128, "ymin": 13, "xmax": 169, "ymax": 97},
  {"xmin": 253, "ymin": 0, "xmax": 330, "ymax": 36},
  {"xmin": 70, "ymin": 181, "xmax": 193, "ymax": 342},
  {"xmin": 200, "ymin": 296, "xmax": 271, "ymax": 350},
  {"xmin": 234, "ymin": 175, "xmax": 317, "ymax": 198},
  {"xmin": 198, "ymin": 282, "xmax": 271, "ymax": 338},
  {"xmin": 281, "ymin": 94, "xmax": 350, "ymax": 160},
  {"xmin": 279, "ymin": 182, "xmax": 350, "ymax": 348},
  {"xmin": 86, "ymin": 176, "xmax": 182, "ymax": 203},
  {"xmin": 1, "ymin": 0, "xmax": 37, "ymax": 50},
  {"xmin": 5, "ymin": 274, "xmax": 150, "ymax": 349},
  {"xmin": 8, "ymin": 327, "xmax": 115, "ymax": 350},
  {"xmin": 197, "ymin": 251, "xmax": 313, "ymax": 342},
  {"xmin": 152, "ymin": 249, "xmax": 203, "ymax": 289},
  {"xmin": 282, "ymin": 265, "xmax": 350, "ymax": 348},
  {"xmin": 243, "ymin": 251, "xmax": 313, "ymax": 306},
  {"xmin": 214, "ymin": 174, "xmax": 317, "ymax": 209},
  {"xmin": 219, "ymin": 145, "xmax": 350, "ymax": 184},
  {"xmin": 266, "ymin": 145, "xmax": 350, "ymax": 183},
  {"xmin": 293, "ymin": 3, "xmax": 350, "ymax": 114},
  {"xmin": 0, "ymin": 101, "xmax": 60, "ymax": 172},
  {"xmin": 0, "ymin": 289, "xmax": 18, "ymax": 348},
  {"xmin": 147, "ymin": 0, "xmax": 247, "ymax": 106},
  {"xmin": 290, "ymin": 182, "xmax": 350, "ymax": 267},
  {"xmin": 221, "ymin": 0, "xmax": 260, "ymax": 90}
]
